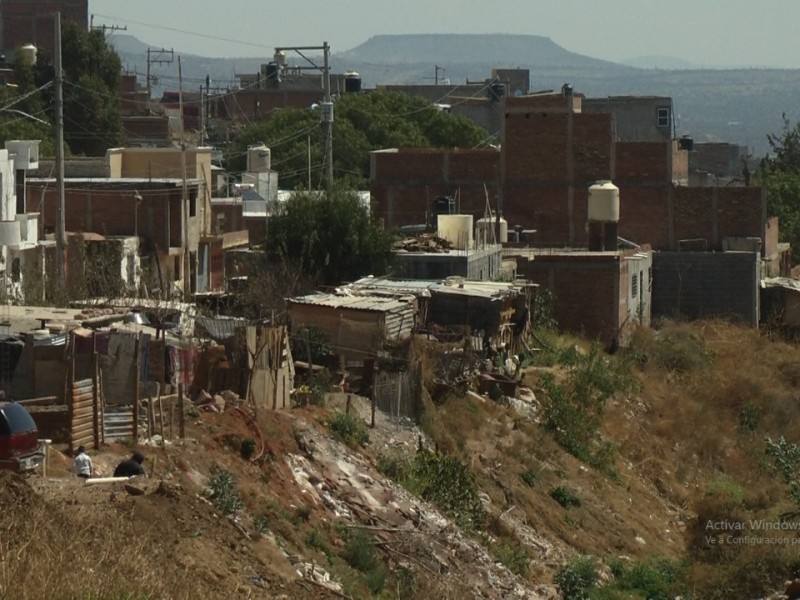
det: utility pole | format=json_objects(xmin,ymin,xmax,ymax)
[
  {"xmin": 178, "ymin": 56, "xmax": 190, "ymax": 300},
  {"xmin": 146, "ymin": 47, "xmax": 174, "ymax": 99},
  {"xmin": 435, "ymin": 65, "xmax": 444, "ymax": 85},
  {"xmin": 89, "ymin": 16, "xmax": 127, "ymax": 37},
  {"xmin": 273, "ymin": 43, "xmax": 333, "ymax": 189},
  {"xmin": 321, "ymin": 41, "xmax": 333, "ymax": 189},
  {"xmin": 54, "ymin": 12, "xmax": 66, "ymax": 291}
]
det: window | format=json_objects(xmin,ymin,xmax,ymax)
[
  {"xmin": 631, "ymin": 273, "xmax": 638, "ymax": 298},
  {"xmin": 657, "ymin": 107, "xmax": 671, "ymax": 128},
  {"xmin": 189, "ymin": 191, "xmax": 197, "ymax": 217}
]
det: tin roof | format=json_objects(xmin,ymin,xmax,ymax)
[
  {"xmin": 345, "ymin": 276, "xmax": 532, "ymax": 300},
  {"xmin": 288, "ymin": 293, "xmax": 416, "ymax": 313}
]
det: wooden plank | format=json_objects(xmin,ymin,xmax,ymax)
[
  {"xmin": 72, "ymin": 422, "xmax": 94, "ymax": 438},
  {"xmin": 72, "ymin": 414, "xmax": 94, "ymax": 428},
  {"xmin": 133, "ymin": 333, "xmax": 140, "ymax": 440},
  {"xmin": 178, "ymin": 383, "xmax": 185, "ymax": 438},
  {"xmin": 92, "ymin": 352, "xmax": 99, "ymax": 449},
  {"xmin": 71, "ymin": 401, "xmax": 94, "ymax": 414}
]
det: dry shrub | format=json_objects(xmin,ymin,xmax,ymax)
[{"xmin": 0, "ymin": 474, "xmax": 209, "ymax": 600}]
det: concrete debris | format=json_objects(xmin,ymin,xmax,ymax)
[
  {"xmin": 123, "ymin": 483, "xmax": 146, "ymax": 496},
  {"xmin": 291, "ymin": 559, "xmax": 344, "ymax": 594},
  {"xmin": 286, "ymin": 427, "xmax": 559, "ymax": 599},
  {"xmin": 394, "ymin": 233, "xmax": 453, "ymax": 253}
]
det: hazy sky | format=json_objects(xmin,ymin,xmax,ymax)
[{"xmin": 93, "ymin": 0, "xmax": 800, "ymax": 68}]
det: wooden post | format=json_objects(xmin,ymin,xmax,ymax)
[
  {"xmin": 133, "ymin": 333, "xmax": 141, "ymax": 440},
  {"xmin": 158, "ymin": 394, "xmax": 165, "ymax": 438},
  {"xmin": 346, "ymin": 393, "xmax": 351, "ymax": 416},
  {"xmin": 178, "ymin": 382, "xmax": 185, "ymax": 438},
  {"xmin": 66, "ymin": 331, "xmax": 75, "ymax": 454},
  {"xmin": 92, "ymin": 351, "xmax": 99, "ymax": 449},
  {"xmin": 304, "ymin": 328, "xmax": 312, "ymax": 367}
]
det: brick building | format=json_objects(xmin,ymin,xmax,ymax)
[
  {"xmin": 0, "ymin": 0, "xmax": 87, "ymax": 58},
  {"xmin": 512, "ymin": 246, "xmax": 653, "ymax": 347},
  {"xmin": 371, "ymin": 89, "xmax": 767, "ymax": 255}
]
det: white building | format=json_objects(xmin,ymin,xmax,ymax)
[{"xmin": 1, "ymin": 141, "xmax": 43, "ymax": 302}]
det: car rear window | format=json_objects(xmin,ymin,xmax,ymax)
[{"xmin": 0, "ymin": 402, "xmax": 37, "ymax": 435}]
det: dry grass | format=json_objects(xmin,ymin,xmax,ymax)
[{"xmin": 0, "ymin": 475, "xmax": 206, "ymax": 600}]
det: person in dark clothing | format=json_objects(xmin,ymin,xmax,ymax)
[{"xmin": 113, "ymin": 450, "xmax": 146, "ymax": 478}]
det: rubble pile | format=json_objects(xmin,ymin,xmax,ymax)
[
  {"xmin": 394, "ymin": 233, "xmax": 454, "ymax": 253},
  {"xmin": 285, "ymin": 425, "xmax": 560, "ymax": 599}
]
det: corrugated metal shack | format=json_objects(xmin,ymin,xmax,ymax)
[
  {"xmin": 344, "ymin": 276, "xmax": 533, "ymax": 350},
  {"xmin": 287, "ymin": 293, "xmax": 417, "ymax": 362},
  {"xmin": 287, "ymin": 293, "xmax": 419, "ymax": 418}
]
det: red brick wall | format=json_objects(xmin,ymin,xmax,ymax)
[
  {"xmin": 616, "ymin": 142, "xmax": 671, "ymax": 183},
  {"xmin": 2, "ymin": 1, "xmax": 87, "ymax": 53},
  {"xmin": 715, "ymin": 187, "xmax": 764, "ymax": 240},
  {"xmin": 515, "ymin": 253, "xmax": 621, "ymax": 344},
  {"xmin": 30, "ymin": 184, "xmax": 183, "ymax": 250},
  {"xmin": 212, "ymin": 89, "xmax": 322, "ymax": 121},
  {"xmin": 370, "ymin": 149, "xmax": 500, "ymax": 228},
  {"xmin": 616, "ymin": 187, "xmax": 671, "ymax": 249},
  {"xmin": 573, "ymin": 113, "xmax": 613, "ymax": 183}
]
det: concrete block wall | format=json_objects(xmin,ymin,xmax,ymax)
[{"xmin": 652, "ymin": 251, "xmax": 760, "ymax": 326}]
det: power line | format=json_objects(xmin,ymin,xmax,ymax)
[{"xmin": 93, "ymin": 12, "xmax": 273, "ymax": 52}]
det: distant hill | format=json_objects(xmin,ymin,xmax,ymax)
[
  {"xmin": 110, "ymin": 32, "xmax": 800, "ymax": 156},
  {"xmin": 338, "ymin": 33, "xmax": 624, "ymax": 70}
]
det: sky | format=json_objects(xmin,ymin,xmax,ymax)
[{"xmin": 93, "ymin": 0, "xmax": 800, "ymax": 69}]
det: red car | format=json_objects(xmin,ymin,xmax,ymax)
[{"xmin": 0, "ymin": 401, "xmax": 44, "ymax": 473}]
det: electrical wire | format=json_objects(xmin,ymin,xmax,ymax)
[{"xmin": 93, "ymin": 13, "xmax": 275, "ymax": 52}]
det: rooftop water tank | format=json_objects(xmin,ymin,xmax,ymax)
[
  {"xmin": 345, "ymin": 71, "xmax": 362, "ymax": 93},
  {"xmin": 264, "ymin": 61, "xmax": 280, "ymax": 81},
  {"xmin": 437, "ymin": 214, "xmax": 473, "ymax": 250},
  {"xmin": 588, "ymin": 180, "xmax": 620, "ymax": 223},
  {"xmin": 247, "ymin": 144, "xmax": 271, "ymax": 173},
  {"xmin": 476, "ymin": 216, "xmax": 508, "ymax": 244},
  {"xmin": 16, "ymin": 44, "xmax": 37, "ymax": 67},
  {"xmin": 488, "ymin": 82, "xmax": 505, "ymax": 102}
]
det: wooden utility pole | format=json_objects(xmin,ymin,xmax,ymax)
[
  {"xmin": 54, "ymin": 12, "xmax": 66, "ymax": 290},
  {"xmin": 178, "ymin": 56, "xmax": 190, "ymax": 300}
]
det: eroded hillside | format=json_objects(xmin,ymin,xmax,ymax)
[{"xmin": 3, "ymin": 319, "xmax": 800, "ymax": 599}]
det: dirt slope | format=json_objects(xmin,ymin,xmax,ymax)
[{"xmin": 5, "ymin": 320, "xmax": 800, "ymax": 599}]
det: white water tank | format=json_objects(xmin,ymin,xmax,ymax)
[
  {"xmin": 437, "ymin": 214, "xmax": 473, "ymax": 250},
  {"xmin": 588, "ymin": 180, "xmax": 620, "ymax": 222},
  {"xmin": 475, "ymin": 216, "xmax": 508, "ymax": 244},
  {"xmin": 16, "ymin": 44, "xmax": 37, "ymax": 67},
  {"xmin": 247, "ymin": 145, "xmax": 271, "ymax": 173}
]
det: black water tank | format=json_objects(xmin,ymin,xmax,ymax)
[
  {"xmin": 264, "ymin": 61, "xmax": 280, "ymax": 81},
  {"xmin": 345, "ymin": 71, "xmax": 362, "ymax": 93},
  {"xmin": 562, "ymin": 83, "xmax": 573, "ymax": 97},
  {"xmin": 488, "ymin": 82, "xmax": 505, "ymax": 102},
  {"xmin": 679, "ymin": 135, "xmax": 694, "ymax": 151}
]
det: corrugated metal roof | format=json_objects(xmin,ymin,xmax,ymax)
[
  {"xmin": 288, "ymin": 293, "xmax": 416, "ymax": 313},
  {"xmin": 346, "ymin": 276, "xmax": 532, "ymax": 300},
  {"xmin": 195, "ymin": 315, "xmax": 247, "ymax": 341}
]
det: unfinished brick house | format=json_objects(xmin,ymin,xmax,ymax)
[{"xmin": 371, "ymin": 88, "xmax": 781, "ymax": 341}]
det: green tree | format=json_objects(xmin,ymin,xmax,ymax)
[
  {"xmin": 29, "ymin": 21, "xmax": 124, "ymax": 156},
  {"xmin": 227, "ymin": 90, "xmax": 489, "ymax": 189},
  {"xmin": 757, "ymin": 115, "xmax": 800, "ymax": 263},
  {"xmin": 0, "ymin": 60, "xmax": 54, "ymax": 153},
  {"xmin": 265, "ymin": 186, "xmax": 396, "ymax": 285}
]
